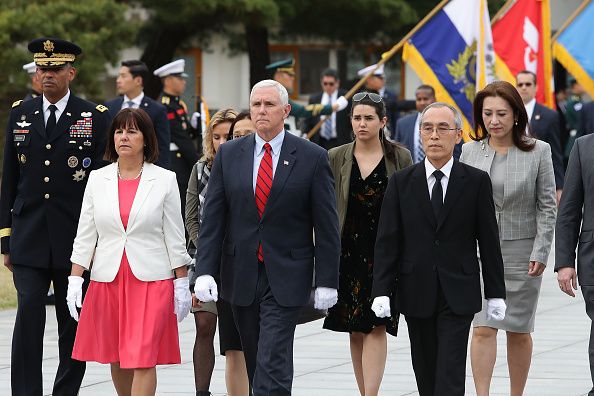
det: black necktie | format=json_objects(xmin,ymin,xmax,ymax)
[
  {"xmin": 431, "ymin": 170, "xmax": 444, "ymax": 218},
  {"xmin": 46, "ymin": 104, "xmax": 58, "ymax": 137}
]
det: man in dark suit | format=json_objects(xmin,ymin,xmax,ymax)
[
  {"xmin": 104, "ymin": 60, "xmax": 170, "ymax": 168},
  {"xmin": 516, "ymin": 70, "xmax": 564, "ymax": 200},
  {"xmin": 556, "ymin": 133, "xmax": 594, "ymax": 396},
  {"xmin": 580, "ymin": 100, "xmax": 594, "ymax": 137},
  {"xmin": 305, "ymin": 68, "xmax": 351, "ymax": 149},
  {"xmin": 357, "ymin": 63, "xmax": 415, "ymax": 137},
  {"xmin": 0, "ymin": 37, "xmax": 109, "ymax": 396},
  {"xmin": 371, "ymin": 102, "xmax": 506, "ymax": 396},
  {"xmin": 393, "ymin": 84, "xmax": 463, "ymax": 163},
  {"xmin": 194, "ymin": 79, "xmax": 340, "ymax": 395}
]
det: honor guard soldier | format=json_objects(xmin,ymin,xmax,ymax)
[
  {"xmin": 0, "ymin": 37, "xmax": 109, "ymax": 396},
  {"xmin": 154, "ymin": 59, "xmax": 200, "ymax": 212},
  {"xmin": 23, "ymin": 61, "xmax": 42, "ymax": 101},
  {"xmin": 267, "ymin": 58, "xmax": 348, "ymax": 136}
]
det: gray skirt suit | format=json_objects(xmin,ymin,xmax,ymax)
[{"xmin": 460, "ymin": 138, "xmax": 556, "ymax": 332}]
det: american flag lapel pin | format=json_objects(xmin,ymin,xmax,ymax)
[{"xmin": 283, "ymin": 160, "xmax": 289, "ymax": 165}]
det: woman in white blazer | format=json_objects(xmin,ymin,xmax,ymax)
[
  {"xmin": 461, "ymin": 81, "xmax": 556, "ymax": 396},
  {"xmin": 66, "ymin": 108, "xmax": 192, "ymax": 396}
]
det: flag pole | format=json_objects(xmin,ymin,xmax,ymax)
[
  {"xmin": 307, "ymin": 0, "xmax": 450, "ymax": 140},
  {"xmin": 552, "ymin": 0, "xmax": 591, "ymax": 41},
  {"xmin": 490, "ymin": 0, "xmax": 515, "ymax": 24}
]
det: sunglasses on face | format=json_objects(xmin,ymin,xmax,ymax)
[
  {"xmin": 352, "ymin": 92, "xmax": 382, "ymax": 103},
  {"xmin": 322, "ymin": 81, "xmax": 336, "ymax": 86},
  {"xmin": 517, "ymin": 82, "xmax": 533, "ymax": 88}
]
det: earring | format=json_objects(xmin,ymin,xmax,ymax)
[{"xmin": 514, "ymin": 120, "xmax": 518, "ymax": 126}]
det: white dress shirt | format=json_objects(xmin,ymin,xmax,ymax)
[
  {"xmin": 524, "ymin": 98, "xmax": 536, "ymax": 121},
  {"xmin": 122, "ymin": 92, "xmax": 144, "ymax": 109},
  {"xmin": 321, "ymin": 91, "xmax": 338, "ymax": 138},
  {"xmin": 425, "ymin": 156, "xmax": 454, "ymax": 202},
  {"xmin": 413, "ymin": 113, "xmax": 422, "ymax": 160},
  {"xmin": 253, "ymin": 130, "xmax": 285, "ymax": 192},
  {"xmin": 43, "ymin": 90, "xmax": 70, "ymax": 125}
]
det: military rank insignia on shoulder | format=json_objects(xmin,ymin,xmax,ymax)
[
  {"xmin": 95, "ymin": 104, "xmax": 108, "ymax": 113},
  {"xmin": 12, "ymin": 100, "xmax": 23, "ymax": 108},
  {"xmin": 161, "ymin": 96, "xmax": 170, "ymax": 105}
]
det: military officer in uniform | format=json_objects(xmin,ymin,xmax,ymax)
[
  {"xmin": 267, "ymin": 58, "xmax": 348, "ymax": 136},
  {"xmin": 154, "ymin": 59, "xmax": 200, "ymax": 214},
  {"xmin": 0, "ymin": 37, "xmax": 109, "ymax": 396},
  {"xmin": 23, "ymin": 61, "xmax": 42, "ymax": 101}
]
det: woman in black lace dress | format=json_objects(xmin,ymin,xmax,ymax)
[{"xmin": 323, "ymin": 92, "xmax": 412, "ymax": 396}]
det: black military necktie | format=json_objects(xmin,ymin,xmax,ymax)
[
  {"xmin": 431, "ymin": 170, "xmax": 444, "ymax": 219},
  {"xmin": 45, "ymin": 104, "xmax": 58, "ymax": 137}
]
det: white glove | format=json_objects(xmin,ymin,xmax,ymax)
[
  {"xmin": 486, "ymin": 298, "xmax": 506, "ymax": 321},
  {"xmin": 314, "ymin": 287, "xmax": 338, "ymax": 309},
  {"xmin": 371, "ymin": 296, "xmax": 391, "ymax": 318},
  {"xmin": 66, "ymin": 276, "xmax": 84, "ymax": 322},
  {"xmin": 335, "ymin": 96, "xmax": 348, "ymax": 112},
  {"xmin": 194, "ymin": 275, "xmax": 218, "ymax": 302},
  {"xmin": 190, "ymin": 112, "xmax": 201, "ymax": 129},
  {"xmin": 173, "ymin": 277, "xmax": 192, "ymax": 322}
]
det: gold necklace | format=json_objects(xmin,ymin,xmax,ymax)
[{"xmin": 117, "ymin": 161, "xmax": 143, "ymax": 180}]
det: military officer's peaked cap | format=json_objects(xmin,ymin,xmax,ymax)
[
  {"xmin": 153, "ymin": 59, "xmax": 188, "ymax": 78},
  {"xmin": 265, "ymin": 58, "xmax": 295, "ymax": 75},
  {"xmin": 28, "ymin": 37, "xmax": 82, "ymax": 68},
  {"xmin": 357, "ymin": 63, "xmax": 385, "ymax": 78}
]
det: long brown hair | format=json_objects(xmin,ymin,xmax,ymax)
[{"xmin": 472, "ymin": 81, "xmax": 535, "ymax": 152}]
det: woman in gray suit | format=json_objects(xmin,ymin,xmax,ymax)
[
  {"xmin": 460, "ymin": 81, "xmax": 557, "ymax": 396},
  {"xmin": 323, "ymin": 92, "xmax": 412, "ymax": 396}
]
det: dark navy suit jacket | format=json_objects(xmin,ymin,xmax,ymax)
[
  {"xmin": 104, "ymin": 95, "xmax": 171, "ymax": 168},
  {"xmin": 530, "ymin": 103, "xmax": 564, "ymax": 189},
  {"xmin": 196, "ymin": 132, "xmax": 340, "ymax": 307}
]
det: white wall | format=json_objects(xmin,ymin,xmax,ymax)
[{"xmin": 201, "ymin": 35, "xmax": 251, "ymax": 112}]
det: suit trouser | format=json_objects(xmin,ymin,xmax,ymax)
[
  {"xmin": 232, "ymin": 264, "xmax": 302, "ymax": 396},
  {"xmin": 405, "ymin": 286, "xmax": 473, "ymax": 396},
  {"xmin": 12, "ymin": 264, "xmax": 87, "ymax": 396},
  {"xmin": 580, "ymin": 286, "xmax": 594, "ymax": 395}
]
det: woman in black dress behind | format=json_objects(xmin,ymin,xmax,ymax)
[{"xmin": 323, "ymin": 92, "xmax": 412, "ymax": 396}]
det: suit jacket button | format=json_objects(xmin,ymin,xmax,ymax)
[
  {"xmin": 434, "ymin": 240, "xmax": 439, "ymax": 246},
  {"xmin": 44, "ymin": 177, "xmax": 49, "ymax": 183},
  {"xmin": 46, "ymin": 144, "xmax": 51, "ymax": 149},
  {"xmin": 44, "ymin": 193, "xmax": 50, "ymax": 199},
  {"xmin": 44, "ymin": 160, "xmax": 50, "ymax": 166}
]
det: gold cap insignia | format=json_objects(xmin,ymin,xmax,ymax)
[{"xmin": 43, "ymin": 40, "xmax": 54, "ymax": 52}]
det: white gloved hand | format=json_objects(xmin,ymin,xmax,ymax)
[
  {"xmin": 66, "ymin": 276, "xmax": 84, "ymax": 322},
  {"xmin": 335, "ymin": 96, "xmax": 348, "ymax": 111},
  {"xmin": 194, "ymin": 275, "xmax": 218, "ymax": 302},
  {"xmin": 314, "ymin": 287, "xmax": 338, "ymax": 309},
  {"xmin": 190, "ymin": 112, "xmax": 201, "ymax": 129},
  {"xmin": 486, "ymin": 298, "xmax": 506, "ymax": 321},
  {"xmin": 173, "ymin": 277, "xmax": 192, "ymax": 322},
  {"xmin": 371, "ymin": 296, "xmax": 391, "ymax": 318}
]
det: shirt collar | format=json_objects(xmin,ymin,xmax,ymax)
[
  {"xmin": 255, "ymin": 130, "xmax": 285, "ymax": 157},
  {"xmin": 43, "ymin": 90, "xmax": 70, "ymax": 113},
  {"xmin": 123, "ymin": 92, "xmax": 144, "ymax": 105},
  {"xmin": 525, "ymin": 98, "xmax": 536, "ymax": 119},
  {"xmin": 425, "ymin": 156, "xmax": 454, "ymax": 180}
]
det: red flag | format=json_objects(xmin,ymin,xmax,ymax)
[{"xmin": 492, "ymin": 0, "xmax": 554, "ymax": 108}]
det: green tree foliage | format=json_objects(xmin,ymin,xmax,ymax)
[{"xmin": 0, "ymin": 0, "xmax": 134, "ymax": 173}]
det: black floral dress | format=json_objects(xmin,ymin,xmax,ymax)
[{"xmin": 323, "ymin": 157, "xmax": 399, "ymax": 336}]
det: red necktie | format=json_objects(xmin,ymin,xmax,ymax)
[{"xmin": 255, "ymin": 143, "xmax": 273, "ymax": 261}]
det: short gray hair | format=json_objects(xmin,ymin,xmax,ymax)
[
  {"xmin": 419, "ymin": 102, "xmax": 462, "ymax": 129},
  {"xmin": 250, "ymin": 79, "xmax": 289, "ymax": 106}
]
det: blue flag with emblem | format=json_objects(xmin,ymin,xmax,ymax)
[
  {"xmin": 402, "ymin": 0, "xmax": 495, "ymax": 138},
  {"xmin": 553, "ymin": 1, "xmax": 594, "ymax": 99}
]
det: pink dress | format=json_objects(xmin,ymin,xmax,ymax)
[{"xmin": 72, "ymin": 177, "xmax": 181, "ymax": 368}]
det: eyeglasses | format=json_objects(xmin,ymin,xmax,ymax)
[
  {"xmin": 352, "ymin": 92, "xmax": 382, "ymax": 103},
  {"xmin": 420, "ymin": 125, "xmax": 458, "ymax": 135},
  {"xmin": 517, "ymin": 82, "xmax": 533, "ymax": 88}
]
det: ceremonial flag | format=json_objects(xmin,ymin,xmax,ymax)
[
  {"xmin": 492, "ymin": 0, "xmax": 554, "ymax": 108},
  {"xmin": 402, "ymin": 0, "xmax": 495, "ymax": 137},
  {"xmin": 553, "ymin": 0, "xmax": 594, "ymax": 98}
]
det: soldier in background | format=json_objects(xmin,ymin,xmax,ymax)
[
  {"xmin": 23, "ymin": 61, "xmax": 42, "ymax": 101},
  {"xmin": 267, "ymin": 58, "xmax": 348, "ymax": 136},
  {"xmin": 154, "ymin": 59, "xmax": 200, "ymax": 214}
]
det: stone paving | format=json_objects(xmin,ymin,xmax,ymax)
[{"xmin": 0, "ymin": 244, "xmax": 592, "ymax": 395}]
